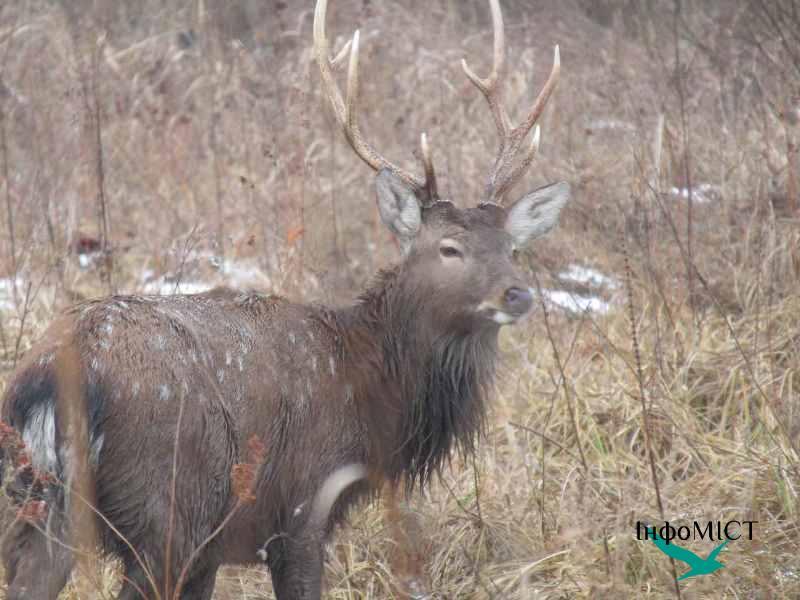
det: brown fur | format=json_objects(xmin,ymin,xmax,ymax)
[{"xmin": 0, "ymin": 197, "xmax": 567, "ymax": 599}]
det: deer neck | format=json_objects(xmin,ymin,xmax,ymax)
[{"xmin": 335, "ymin": 267, "xmax": 499, "ymax": 486}]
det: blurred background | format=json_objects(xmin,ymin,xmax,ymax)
[{"xmin": 0, "ymin": 0, "xmax": 798, "ymax": 597}]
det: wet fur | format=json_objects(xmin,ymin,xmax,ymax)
[{"xmin": 0, "ymin": 267, "xmax": 499, "ymax": 599}]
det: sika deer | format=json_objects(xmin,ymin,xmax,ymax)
[{"xmin": 0, "ymin": 1, "xmax": 568, "ymax": 598}]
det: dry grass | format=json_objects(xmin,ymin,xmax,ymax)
[{"xmin": 1, "ymin": 0, "xmax": 799, "ymax": 598}]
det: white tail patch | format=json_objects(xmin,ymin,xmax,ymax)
[{"xmin": 22, "ymin": 403, "xmax": 58, "ymax": 473}]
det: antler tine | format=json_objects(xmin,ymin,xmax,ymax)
[
  {"xmin": 463, "ymin": 0, "xmax": 561, "ymax": 205},
  {"xmin": 420, "ymin": 133, "xmax": 439, "ymax": 203},
  {"xmin": 313, "ymin": 0, "xmax": 346, "ymax": 124},
  {"xmin": 314, "ymin": 0, "xmax": 440, "ymax": 203},
  {"xmin": 460, "ymin": 0, "xmax": 511, "ymax": 136},
  {"xmin": 330, "ymin": 38, "xmax": 352, "ymax": 70},
  {"xmin": 510, "ymin": 46, "xmax": 560, "ymax": 147}
]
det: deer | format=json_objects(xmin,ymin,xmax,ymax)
[{"xmin": 0, "ymin": 0, "xmax": 568, "ymax": 598}]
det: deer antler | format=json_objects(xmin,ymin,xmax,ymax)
[
  {"xmin": 313, "ymin": 0, "xmax": 439, "ymax": 205},
  {"xmin": 462, "ymin": 0, "xmax": 560, "ymax": 205}
]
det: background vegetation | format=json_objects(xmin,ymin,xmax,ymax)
[{"xmin": 0, "ymin": 0, "xmax": 798, "ymax": 597}]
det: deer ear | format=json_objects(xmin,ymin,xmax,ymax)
[
  {"xmin": 505, "ymin": 181, "xmax": 570, "ymax": 247},
  {"xmin": 375, "ymin": 169, "xmax": 422, "ymax": 252}
]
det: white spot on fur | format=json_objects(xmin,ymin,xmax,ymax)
[
  {"xmin": 328, "ymin": 356, "xmax": 336, "ymax": 376},
  {"xmin": 293, "ymin": 502, "xmax": 306, "ymax": 517},
  {"xmin": 237, "ymin": 356, "xmax": 244, "ymax": 372},
  {"xmin": 132, "ymin": 382, "xmax": 141, "ymax": 398},
  {"xmin": 344, "ymin": 383, "xmax": 354, "ymax": 404},
  {"xmin": 91, "ymin": 357, "xmax": 101, "ymax": 371},
  {"xmin": 217, "ymin": 369, "xmax": 225, "ymax": 384},
  {"xmin": 225, "ymin": 350, "xmax": 232, "ymax": 366},
  {"xmin": 310, "ymin": 465, "xmax": 368, "ymax": 526},
  {"xmin": 154, "ymin": 334, "xmax": 166, "ymax": 350},
  {"xmin": 190, "ymin": 350, "xmax": 198, "ymax": 363},
  {"xmin": 38, "ymin": 353, "xmax": 54, "ymax": 367},
  {"xmin": 102, "ymin": 322, "xmax": 113, "ymax": 336},
  {"xmin": 289, "ymin": 331, "xmax": 296, "ymax": 344},
  {"xmin": 159, "ymin": 384, "xmax": 171, "ymax": 402},
  {"xmin": 22, "ymin": 403, "xmax": 57, "ymax": 472},
  {"xmin": 90, "ymin": 433, "xmax": 105, "ymax": 465}
]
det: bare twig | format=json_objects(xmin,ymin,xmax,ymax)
[{"xmin": 622, "ymin": 235, "xmax": 682, "ymax": 600}]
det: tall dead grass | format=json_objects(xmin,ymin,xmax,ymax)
[{"xmin": 0, "ymin": 0, "xmax": 798, "ymax": 598}]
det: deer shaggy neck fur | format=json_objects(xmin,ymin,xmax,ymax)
[{"xmin": 343, "ymin": 267, "xmax": 498, "ymax": 487}]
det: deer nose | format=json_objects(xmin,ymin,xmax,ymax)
[{"xmin": 503, "ymin": 286, "xmax": 533, "ymax": 315}]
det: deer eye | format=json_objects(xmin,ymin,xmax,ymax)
[{"xmin": 439, "ymin": 242, "xmax": 463, "ymax": 259}]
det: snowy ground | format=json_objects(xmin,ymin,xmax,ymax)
[{"xmin": 535, "ymin": 263, "xmax": 621, "ymax": 315}]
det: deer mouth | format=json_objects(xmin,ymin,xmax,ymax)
[
  {"xmin": 477, "ymin": 307, "xmax": 524, "ymax": 325},
  {"xmin": 477, "ymin": 286, "xmax": 535, "ymax": 325}
]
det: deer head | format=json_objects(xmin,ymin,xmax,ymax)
[{"xmin": 314, "ymin": 0, "xmax": 569, "ymax": 329}]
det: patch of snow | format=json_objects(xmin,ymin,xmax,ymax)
[
  {"xmin": 540, "ymin": 289, "xmax": 611, "ymax": 315},
  {"xmin": 587, "ymin": 118, "xmax": 636, "ymax": 133},
  {"xmin": 77, "ymin": 251, "xmax": 104, "ymax": 270},
  {"xmin": 559, "ymin": 264, "xmax": 619, "ymax": 290},
  {"xmin": 670, "ymin": 183, "xmax": 721, "ymax": 204},
  {"xmin": 219, "ymin": 258, "xmax": 271, "ymax": 289},
  {"xmin": 0, "ymin": 277, "xmax": 24, "ymax": 311},
  {"xmin": 141, "ymin": 277, "xmax": 214, "ymax": 295},
  {"xmin": 137, "ymin": 254, "xmax": 271, "ymax": 296}
]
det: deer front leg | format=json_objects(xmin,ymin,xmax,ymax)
[
  {"xmin": 267, "ymin": 533, "xmax": 324, "ymax": 600},
  {"xmin": 266, "ymin": 464, "xmax": 368, "ymax": 599}
]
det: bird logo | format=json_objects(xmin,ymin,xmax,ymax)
[{"xmin": 648, "ymin": 529, "xmax": 729, "ymax": 580}]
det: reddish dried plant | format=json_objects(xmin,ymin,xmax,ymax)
[
  {"xmin": 2, "ymin": 419, "xmax": 56, "ymax": 524},
  {"xmin": 1, "ymin": 420, "xmax": 34, "ymax": 478},
  {"xmin": 17, "ymin": 499, "xmax": 49, "ymax": 524},
  {"xmin": 231, "ymin": 435, "xmax": 266, "ymax": 504}
]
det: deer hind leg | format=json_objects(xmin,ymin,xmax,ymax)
[{"xmin": 2, "ymin": 517, "xmax": 74, "ymax": 600}]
